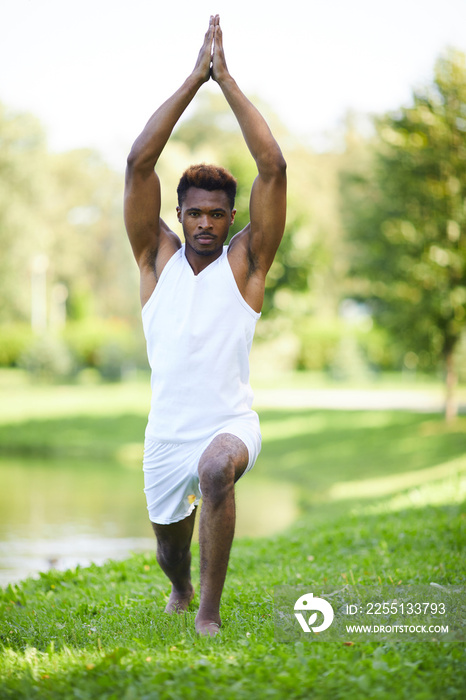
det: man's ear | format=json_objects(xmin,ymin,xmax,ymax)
[
  {"xmin": 176, "ymin": 206, "xmax": 182, "ymax": 223},
  {"xmin": 230, "ymin": 208, "xmax": 237, "ymax": 225}
]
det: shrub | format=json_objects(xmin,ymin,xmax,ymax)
[
  {"xmin": 294, "ymin": 317, "xmax": 348, "ymax": 371},
  {"xmin": 294, "ymin": 317, "xmax": 402, "ymax": 373},
  {"xmin": 18, "ymin": 333, "xmax": 74, "ymax": 381},
  {"xmin": 0, "ymin": 324, "xmax": 34, "ymax": 366},
  {"xmin": 63, "ymin": 318, "xmax": 146, "ymax": 379}
]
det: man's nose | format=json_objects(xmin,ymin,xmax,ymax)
[{"xmin": 198, "ymin": 216, "xmax": 212, "ymax": 229}]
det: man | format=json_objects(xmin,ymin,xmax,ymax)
[{"xmin": 124, "ymin": 15, "xmax": 286, "ymax": 636}]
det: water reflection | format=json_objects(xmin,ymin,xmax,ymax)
[{"xmin": 0, "ymin": 458, "xmax": 298, "ymax": 586}]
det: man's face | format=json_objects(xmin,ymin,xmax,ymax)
[{"xmin": 176, "ymin": 187, "xmax": 236, "ymax": 259}]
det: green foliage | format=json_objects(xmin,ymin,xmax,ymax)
[
  {"xmin": 46, "ymin": 149, "xmax": 138, "ymax": 321},
  {"xmin": 0, "ymin": 105, "xmax": 49, "ymax": 321},
  {"xmin": 342, "ymin": 49, "xmax": 466, "ymax": 372},
  {"xmin": 292, "ymin": 316, "xmax": 398, "ymax": 375},
  {"xmin": 0, "ymin": 319, "xmax": 147, "ymax": 381},
  {"xmin": 63, "ymin": 318, "xmax": 146, "ymax": 377},
  {"xmin": 0, "ymin": 102, "xmax": 138, "ymax": 326},
  {"xmin": 18, "ymin": 334, "xmax": 74, "ymax": 381},
  {"xmin": 0, "ymin": 324, "xmax": 33, "ymax": 366}
]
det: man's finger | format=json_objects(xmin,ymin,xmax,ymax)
[{"xmin": 204, "ymin": 16, "xmax": 214, "ymax": 43}]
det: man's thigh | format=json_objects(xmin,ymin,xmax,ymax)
[{"xmin": 143, "ymin": 439, "xmax": 203, "ymax": 525}]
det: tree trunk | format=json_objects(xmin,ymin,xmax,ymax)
[{"xmin": 445, "ymin": 348, "xmax": 457, "ymax": 422}]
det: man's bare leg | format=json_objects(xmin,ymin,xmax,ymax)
[
  {"xmin": 152, "ymin": 508, "xmax": 197, "ymax": 613},
  {"xmin": 195, "ymin": 433, "xmax": 248, "ymax": 636}
]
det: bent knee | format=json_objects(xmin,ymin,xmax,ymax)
[
  {"xmin": 198, "ymin": 457, "xmax": 236, "ymax": 504},
  {"xmin": 198, "ymin": 434, "xmax": 249, "ymax": 493}
]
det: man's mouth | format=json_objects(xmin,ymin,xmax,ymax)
[{"xmin": 195, "ymin": 233, "xmax": 215, "ymax": 243}]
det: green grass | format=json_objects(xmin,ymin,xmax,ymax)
[
  {"xmin": 0, "ymin": 372, "xmax": 465, "ymax": 698},
  {"xmin": 1, "ymin": 505, "xmax": 464, "ymax": 699}
]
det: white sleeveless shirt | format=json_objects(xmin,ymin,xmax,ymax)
[{"xmin": 142, "ymin": 245, "xmax": 261, "ymax": 443}]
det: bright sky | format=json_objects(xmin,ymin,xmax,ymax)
[{"xmin": 2, "ymin": 0, "xmax": 466, "ymax": 169}]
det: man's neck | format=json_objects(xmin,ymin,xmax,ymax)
[{"xmin": 184, "ymin": 242, "xmax": 224, "ymax": 275}]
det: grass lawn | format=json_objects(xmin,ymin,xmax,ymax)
[{"xmin": 0, "ymin": 373, "xmax": 465, "ymax": 698}]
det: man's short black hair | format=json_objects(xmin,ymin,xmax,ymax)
[{"xmin": 177, "ymin": 164, "xmax": 237, "ymax": 210}]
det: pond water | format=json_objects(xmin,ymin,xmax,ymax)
[{"xmin": 0, "ymin": 457, "xmax": 298, "ymax": 587}]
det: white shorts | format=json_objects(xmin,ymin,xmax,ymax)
[{"xmin": 143, "ymin": 419, "xmax": 262, "ymax": 525}]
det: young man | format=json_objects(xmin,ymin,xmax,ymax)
[{"xmin": 124, "ymin": 15, "xmax": 286, "ymax": 636}]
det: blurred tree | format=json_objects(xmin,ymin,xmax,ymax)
[
  {"xmin": 0, "ymin": 104, "xmax": 49, "ymax": 321},
  {"xmin": 0, "ymin": 103, "xmax": 138, "ymax": 326},
  {"xmin": 342, "ymin": 49, "xmax": 466, "ymax": 419},
  {"xmin": 45, "ymin": 148, "xmax": 138, "ymax": 320}
]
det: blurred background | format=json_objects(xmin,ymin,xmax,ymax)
[{"xmin": 1, "ymin": 0, "xmax": 465, "ymax": 584}]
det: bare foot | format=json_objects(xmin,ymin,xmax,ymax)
[
  {"xmin": 195, "ymin": 618, "xmax": 221, "ymax": 637},
  {"xmin": 164, "ymin": 585, "xmax": 195, "ymax": 614}
]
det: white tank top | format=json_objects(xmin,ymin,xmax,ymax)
[{"xmin": 142, "ymin": 245, "xmax": 261, "ymax": 442}]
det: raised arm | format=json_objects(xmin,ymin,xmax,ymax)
[
  {"xmin": 211, "ymin": 19, "xmax": 287, "ymax": 287},
  {"xmin": 124, "ymin": 17, "xmax": 215, "ymax": 303}
]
